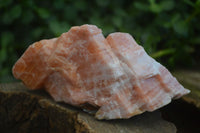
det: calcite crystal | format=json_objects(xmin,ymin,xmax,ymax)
[{"xmin": 12, "ymin": 24, "xmax": 190, "ymax": 120}]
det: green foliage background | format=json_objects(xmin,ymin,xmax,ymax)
[{"xmin": 0, "ymin": 0, "xmax": 200, "ymax": 82}]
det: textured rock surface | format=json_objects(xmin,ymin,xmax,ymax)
[
  {"xmin": 0, "ymin": 82, "xmax": 176, "ymax": 133},
  {"xmin": 173, "ymin": 70, "xmax": 200, "ymax": 109},
  {"xmin": 12, "ymin": 24, "xmax": 189, "ymax": 119}
]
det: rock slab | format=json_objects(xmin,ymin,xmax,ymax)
[
  {"xmin": 0, "ymin": 82, "xmax": 176, "ymax": 133},
  {"xmin": 173, "ymin": 70, "xmax": 200, "ymax": 109}
]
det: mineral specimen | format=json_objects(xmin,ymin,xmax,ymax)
[{"xmin": 12, "ymin": 24, "xmax": 190, "ymax": 120}]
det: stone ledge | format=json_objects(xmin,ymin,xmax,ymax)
[
  {"xmin": 173, "ymin": 70, "xmax": 200, "ymax": 109},
  {"xmin": 0, "ymin": 82, "xmax": 176, "ymax": 133}
]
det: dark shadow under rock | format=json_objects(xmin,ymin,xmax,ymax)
[{"xmin": 160, "ymin": 99, "xmax": 200, "ymax": 133}]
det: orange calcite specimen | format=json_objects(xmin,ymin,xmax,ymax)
[{"xmin": 12, "ymin": 24, "xmax": 190, "ymax": 119}]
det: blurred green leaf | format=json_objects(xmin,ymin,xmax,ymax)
[
  {"xmin": 173, "ymin": 21, "xmax": 188, "ymax": 36},
  {"xmin": 114, "ymin": 8, "xmax": 127, "ymax": 17},
  {"xmin": 1, "ymin": 32, "xmax": 14, "ymax": 47},
  {"xmin": 149, "ymin": 0, "xmax": 162, "ymax": 13},
  {"xmin": 196, "ymin": 0, "xmax": 200, "ymax": 6},
  {"xmin": 0, "ymin": 0, "xmax": 12, "ymax": 8},
  {"xmin": 21, "ymin": 10, "xmax": 34, "ymax": 24},
  {"xmin": 151, "ymin": 48, "xmax": 175, "ymax": 59},
  {"xmin": 11, "ymin": 4, "xmax": 22, "ymax": 19},
  {"xmin": 96, "ymin": 0, "xmax": 110, "ymax": 7},
  {"xmin": 0, "ymin": 48, "xmax": 7, "ymax": 63},
  {"xmin": 74, "ymin": 0, "xmax": 87, "ymax": 10},
  {"xmin": 183, "ymin": 0, "xmax": 195, "ymax": 7},
  {"xmin": 64, "ymin": 5, "xmax": 77, "ymax": 21},
  {"xmin": 171, "ymin": 14, "xmax": 181, "ymax": 23},
  {"xmin": 134, "ymin": 2, "xmax": 149, "ymax": 11},
  {"xmin": 103, "ymin": 25, "xmax": 115, "ymax": 36},
  {"xmin": 89, "ymin": 13, "xmax": 102, "ymax": 27},
  {"xmin": 160, "ymin": 0, "xmax": 175, "ymax": 11},
  {"xmin": 31, "ymin": 28, "xmax": 44, "ymax": 39},
  {"xmin": 36, "ymin": 8, "xmax": 50, "ymax": 19},
  {"xmin": 112, "ymin": 15, "xmax": 122, "ymax": 27},
  {"xmin": 53, "ymin": 0, "xmax": 65, "ymax": 10},
  {"xmin": 190, "ymin": 38, "xmax": 200, "ymax": 44},
  {"xmin": 49, "ymin": 20, "xmax": 70, "ymax": 36},
  {"xmin": 2, "ymin": 5, "xmax": 21, "ymax": 24}
]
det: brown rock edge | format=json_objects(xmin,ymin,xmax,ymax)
[{"xmin": 0, "ymin": 82, "xmax": 176, "ymax": 133}]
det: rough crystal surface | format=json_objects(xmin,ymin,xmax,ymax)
[{"xmin": 12, "ymin": 24, "xmax": 190, "ymax": 119}]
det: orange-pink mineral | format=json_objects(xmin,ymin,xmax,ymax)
[{"xmin": 12, "ymin": 24, "xmax": 190, "ymax": 120}]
